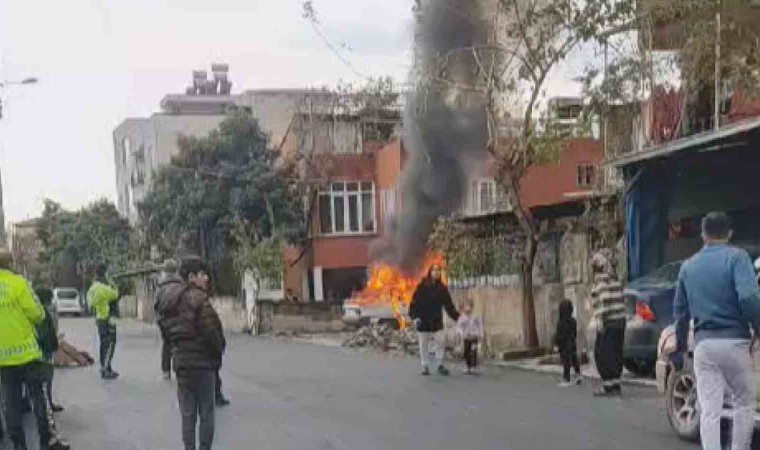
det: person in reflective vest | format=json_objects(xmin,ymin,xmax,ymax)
[
  {"xmin": 87, "ymin": 265, "xmax": 120, "ymax": 380},
  {"xmin": 0, "ymin": 248, "xmax": 70, "ymax": 450}
]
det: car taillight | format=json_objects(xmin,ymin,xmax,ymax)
[{"xmin": 635, "ymin": 301, "xmax": 656, "ymax": 322}]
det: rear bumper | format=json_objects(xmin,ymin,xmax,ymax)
[{"xmin": 622, "ymin": 318, "xmax": 661, "ymax": 361}]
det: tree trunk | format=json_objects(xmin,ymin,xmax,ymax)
[
  {"xmin": 521, "ymin": 232, "xmax": 540, "ymax": 349},
  {"xmin": 497, "ymin": 164, "xmax": 541, "ymax": 350}
]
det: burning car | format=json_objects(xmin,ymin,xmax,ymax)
[
  {"xmin": 344, "ymin": 253, "xmax": 445, "ymax": 329},
  {"xmin": 342, "ymin": 301, "xmax": 409, "ymax": 329}
]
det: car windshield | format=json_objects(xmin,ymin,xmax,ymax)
[{"xmin": 56, "ymin": 290, "xmax": 78, "ymax": 300}]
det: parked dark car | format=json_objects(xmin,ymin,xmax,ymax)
[{"xmin": 586, "ymin": 261, "xmax": 683, "ymax": 377}]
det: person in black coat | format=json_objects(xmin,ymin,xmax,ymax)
[
  {"xmin": 554, "ymin": 299, "xmax": 582, "ymax": 387},
  {"xmin": 409, "ymin": 264, "xmax": 460, "ymax": 376},
  {"xmin": 160, "ymin": 258, "xmax": 226, "ymax": 450}
]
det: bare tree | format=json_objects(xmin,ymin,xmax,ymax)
[{"xmin": 417, "ymin": 0, "xmax": 633, "ymax": 348}]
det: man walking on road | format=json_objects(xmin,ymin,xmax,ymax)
[
  {"xmin": 672, "ymin": 212, "xmax": 760, "ymax": 450},
  {"xmin": 0, "ymin": 248, "xmax": 70, "ymax": 450},
  {"xmin": 87, "ymin": 266, "xmax": 120, "ymax": 380},
  {"xmin": 590, "ymin": 248, "xmax": 627, "ymax": 396},
  {"xmin": 160, "ymin": 258, "xmax": 226, "ymax": 450},
  {"xmin": 155, "ymin": 259, "xmax": 182, "ymax": 380}
]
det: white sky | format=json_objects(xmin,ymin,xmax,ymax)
[
  {"xmin": 0, "ymin": 0, "xmax": 415, "ymax": 223},
  {"xmin": 0, "ymin": 0, "xmax": 589, "ymax": 224}
]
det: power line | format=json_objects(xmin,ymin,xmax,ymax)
[
  {"xmin": 307, "ymin": 19, "xmax": 370, "ymax": 81},
  {"xmin": 297, "ymin": 0, "xmax": 371, "ymax": 80}
]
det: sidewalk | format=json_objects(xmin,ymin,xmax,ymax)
[
  {"xmin": 275, "ymin": 330, "xmax": 657, "ymax": 387},
  {"xmin": 490, "ymin": 357, "xmax": 657, "ymax": 388}
]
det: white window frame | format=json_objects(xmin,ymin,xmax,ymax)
[
  {"xmin": 319, "ymin": 181, "xmax": 377, "ymax": 236},
  {"xmin": 462, "ymin": 178, "xmax": 511, "ymax": 216}
]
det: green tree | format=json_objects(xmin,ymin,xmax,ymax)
[
  {"xmin": 36, "ymin": 199, "xmax": 132, "ymax": 290},
  {"xmin": 139, "ymin": 111, "xmax": 305, "ymax": 291}
]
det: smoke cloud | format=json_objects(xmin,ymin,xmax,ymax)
[{"xmin": 370, "ymin": 0, "xmax": 489, "ymax": 273}]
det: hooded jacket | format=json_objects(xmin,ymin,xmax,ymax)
[
  {"xmin": 554, "ymin": 300, "xmax": 577, "ymax": 353},
  {"xmin": 154, "ymin": 273, "xmax": 184, "ymax": 324},
  {"xmin": 159, "ymin": 283, "xmax": 226, "ymax": 371}
]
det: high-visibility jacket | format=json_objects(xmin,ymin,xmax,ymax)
[
  {"xmin": 0, "ymin": 269, "xmax": 44, "ymax": 367},
  {"xmin": 88, "ymin": 281, "xmax": 119, "ymax": 321}
]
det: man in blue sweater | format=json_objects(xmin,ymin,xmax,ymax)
[{"xmin": 673, "ymin": 212, "xmax": 760, "ymax": 450}]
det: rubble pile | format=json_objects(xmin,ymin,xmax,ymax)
[
  {"xmin": 53, "ymin": 338, "xmax": 95, "ymax": 368},
  {"xmin": 342, "ymin": 324, "xmax": 419, "ymax": 355}
]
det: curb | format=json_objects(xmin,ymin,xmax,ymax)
[{"xmin": 488, "ymin": 360, "xmax": 657, "ymax": 388}]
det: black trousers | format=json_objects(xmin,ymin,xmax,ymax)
[
  {"xmin": 97, "ymin": 320, "xmax": 117, "ymax": 371},
  {"xmin": 560, "ymin": 348, "xmax": 581, "ymax": 382},
  {"xmin": 215, "ymin": 370, "xmax": 224, "ymax": 400},
  {"xmin": 594, "ymin": 320, "xmax": 626, "ymax": 387},
  {"xmin": 463, "ymin": 338, "xmax": 479, "ymax": 369},
  {"xmin": 177, "ymin": 369, "xmax": 216, "ymax": 450},
  {"xmin": 160, "ymin": 327, "xmax": 172, "ymax": 373},
  {"xmin": 1, "ymin": 362, "xmax": 60, "ymax": 449}
]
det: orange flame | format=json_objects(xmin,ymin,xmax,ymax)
[{"xmin": 351, "ymin": 252, "xmax": 446, "ymax": 328}]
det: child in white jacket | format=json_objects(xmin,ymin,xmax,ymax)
[{"xmin": 456, "ymin": 300, "xmax": 483, "ymax": 374}]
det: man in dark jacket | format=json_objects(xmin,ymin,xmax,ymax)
[
  {"xmin": 155, "ymin": 259, "xmax": 182, "ymax": 380},
  {"xmin": 160, "ymin": 258, "xmax": 225, "ymax": 450},
  {"xmin": 34, "ymin": 288, "xmax": 64, "ymax": 412},
  {"xmin": 409, "ymin": 264, "xmax": 459, "ymax": 376}
]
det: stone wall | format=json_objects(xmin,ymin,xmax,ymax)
[
  {"xmin": 444, "ymin": 226, "xmax": 595, "ymax": 357},
  {"xmin": 258, "ymin": 301, "xmax": 345, "ymax": 334},
  {"xmin": 119, "ymin": 295, "xmax": 138, "ymax": 319},
  {"xmin": 448, "ymin": 283, "xmax": 564, "ymax": 357},
  {"xmin": 210, "ymin": 297, "xmax": 248, "ymax": 332}
]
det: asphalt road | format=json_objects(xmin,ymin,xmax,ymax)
[{"xmin": 9, "ymin": 318, "xmax": 700, "ymax": 450}]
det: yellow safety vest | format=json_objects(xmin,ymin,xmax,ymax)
[{"xmin": 0, "ymin": 270, "xmax": 44, "ymax": 367}]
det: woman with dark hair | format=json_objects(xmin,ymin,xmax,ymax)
[{"xmin": 409, "ymin": 264, "xmax": 460, "ymax": 376}]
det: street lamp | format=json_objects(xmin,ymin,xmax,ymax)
[
  {"xmin": 0, "ymin": 77, "xmax": 38, "ymax": 88},
  {"xmin": 0, "ymin": 76, "xmax": 39, "ymax": 246}
]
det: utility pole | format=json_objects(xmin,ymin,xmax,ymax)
[
  {"xmin": 714, "ymin": 0, "xmax": 721, "ymax": 131},
  {"xmin": 0, "ymin": 77, "xmax": 38, "ymax": 246}
]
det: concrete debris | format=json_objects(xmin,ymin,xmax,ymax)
[
  {"xmin": 54, "ymin": 338, "xmax": 95, "ymax": 368},
  {"xmin": 342, "ymin": 324, "xmax": 419, "ymax": 355}
]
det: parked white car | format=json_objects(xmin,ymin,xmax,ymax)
[{"xmin": 53, "ymin": 287, "xmax": 84, "ymax": 316}]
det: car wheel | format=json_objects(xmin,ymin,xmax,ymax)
[
  {"xmin": 624, "ymin": 358, "xmax": 655, "ymax": 377},
  {"xmin": 666, "ymin": 369, "xmax": 700, "ymax": 442}
]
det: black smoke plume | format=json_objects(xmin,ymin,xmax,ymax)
[{"xmin": 370, "ymin": 0, "xmax": 489, "ymax": 273}]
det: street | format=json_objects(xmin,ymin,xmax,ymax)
[{"xmin": 17, "ymin": 318, "xmax": 698, "ymax": 450}]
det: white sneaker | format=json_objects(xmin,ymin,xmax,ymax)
[
  {"xmin": 557, "ymin": 380, "xmax": 574, "ymax": 388},
  {"xmin": 573, "ymin": 375, "xmax": 583, "ymax": 385}
]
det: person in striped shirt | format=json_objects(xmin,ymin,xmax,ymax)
[{"xmin": 590, "ymin": 248, "xmax": 627, "ymax": 396}]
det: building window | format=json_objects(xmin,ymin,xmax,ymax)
[
  {"xmin": 465, "ymin": 179, "xmax": 509, "ymax": 216},
  {"xmin": 577, "ymin": 164, "xmax": 595, "ymax": 188},
  {"xmin": 319, "ymin": 181, "xmax": 376, "ymax": 235}
]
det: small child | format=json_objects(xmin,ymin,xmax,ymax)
[
  {"xmin": 456, "ymin": 300, "xmax": 483, "ymax": 374},
  {"xmin": 554, "ymin": 299, "xmax": 582, "ymax": 387}
]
